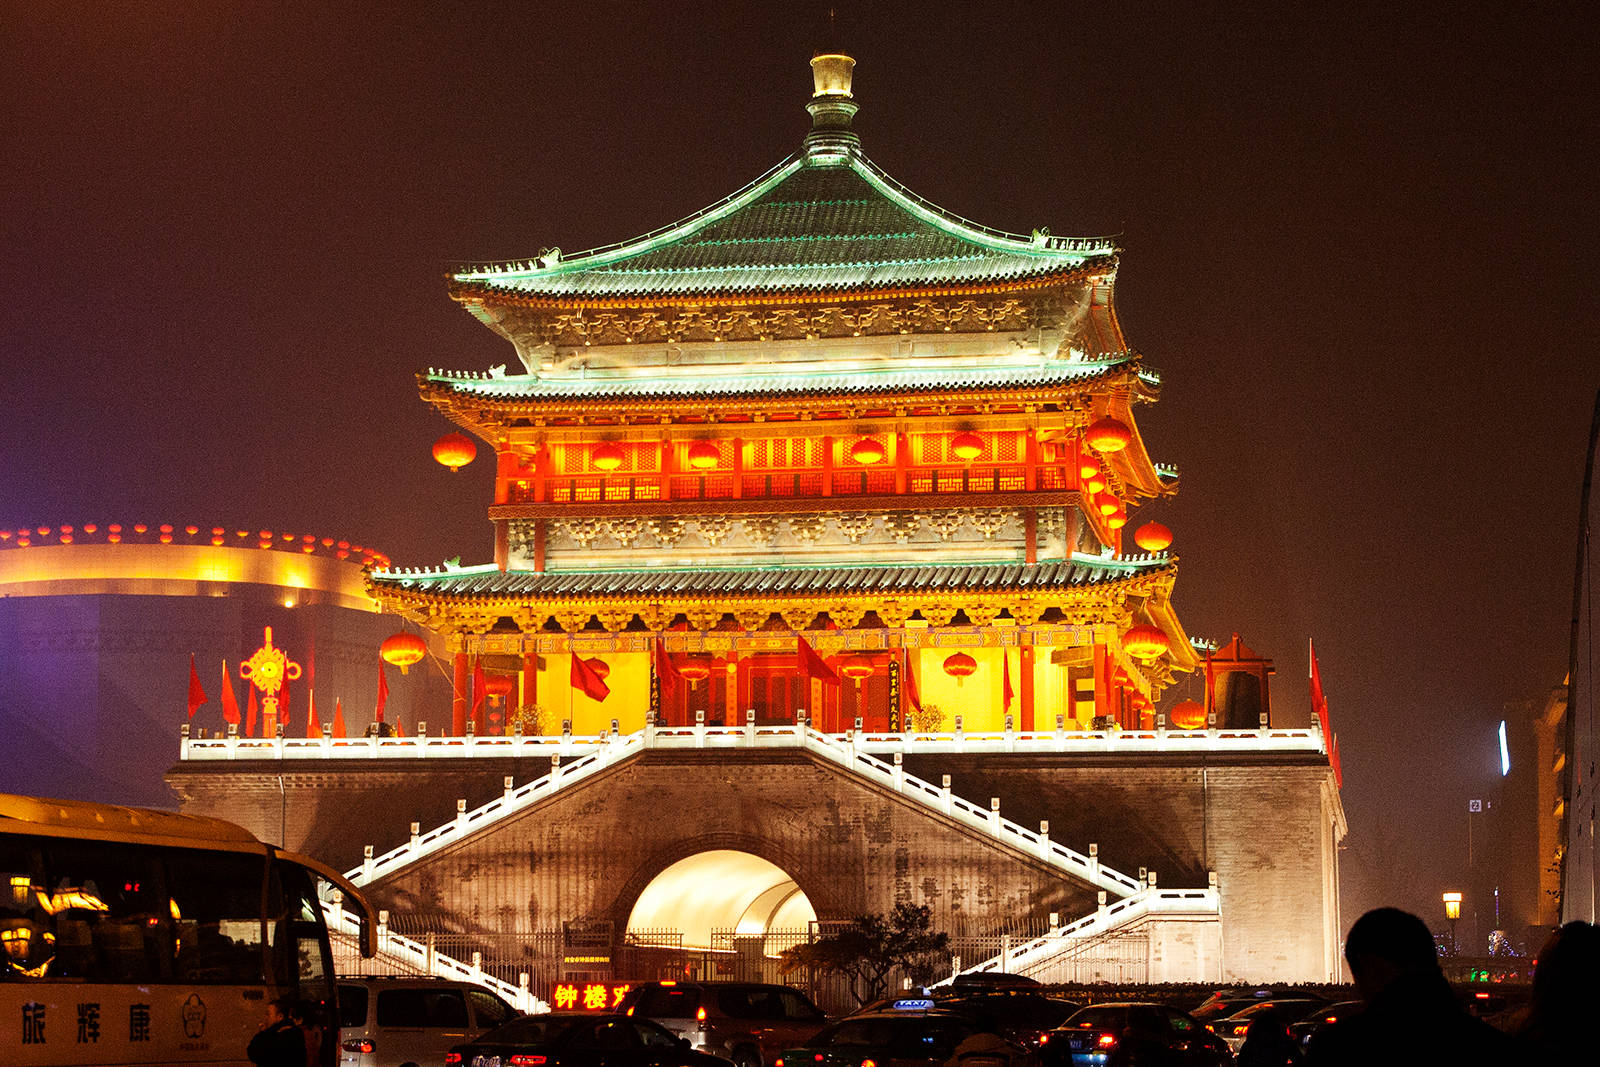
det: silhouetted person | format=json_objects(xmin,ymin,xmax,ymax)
[
  {"xmin": 1517, "ymin": 920, "xmax": 1599, "ymax": 1063},
  {"xmin": 291, "ymin": 999, "xmax": 324, "ymax": 1067},
  {"xmin": 247, "ymin": 997, "xmax": 305, "ymax": 1067},
  {"xmin": 1305, "ymin": 907, "xmax": 1514, "ymax": 1066},
  {"xmin": 1237, "ymin": 1006, "xmax": 1302, "ymax": 1066}
]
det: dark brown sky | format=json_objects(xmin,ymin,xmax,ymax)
[{"xmin": 3, "ymin": 2, "xmax": 1594, "ymax": 936}]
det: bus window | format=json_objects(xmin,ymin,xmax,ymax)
[
  {"xmin": 271, "ymin": 859, "xmax": 332, "ymax": 991},
  {"xmin": 165, "ymin": 847, "xmax": 270, "ymax": 984},
  {"xmin": 38, "ymin": 838, "xmax": 169, "ymax": 982},
  {"xmin": 1, "ymin": 836, "xmax": 52, "ymax": 979}
]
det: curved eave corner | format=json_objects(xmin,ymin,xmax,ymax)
[{"xmin": 1145, "ymin": 583, "xmax": 1200, "ymax": 672}]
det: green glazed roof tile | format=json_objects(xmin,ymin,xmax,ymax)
[{"xmin": 452, "ymin": 155, "xmax": 1117, "ymax": 301}]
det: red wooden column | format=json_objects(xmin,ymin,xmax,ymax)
[
  {"xmin": 521, "ymin": 647, "xmax": 538, "ymax": 727},
  {"xmin": 471, "ymin": 656, "xmax": 486, "ymax": 734},
  {"xmin": 1024, "ymin": 509, "xmax": 1037, "ymax": 564},
  {"xmin": 1024, "ymin": 429, "xmax": 1039, "ymax": 491},
  {"xmin": 1020, "ymin": 638, "xmax": 1035, "ymax": 731},
  {"xmin": 494, "ymin": 521, "xmax": 509, "ymax": 572},
  {"xmin": 820, "ymin": 436, "xmax": 834, "ymax": 497},
  {"xmin": 893, "ymin": 432, "xmax": 909, "ymax": 494},
  {"xmin": 452, "ymin": 649, "xmax": 468, "ymax": 736}
]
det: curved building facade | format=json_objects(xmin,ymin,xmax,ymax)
[{"xmin": 0, "ymin": 523, "xmax": 450, "ymax": 809}]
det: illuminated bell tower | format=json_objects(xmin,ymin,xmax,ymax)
[{"xmin": 373, "ymin": 54, "xmax": 1200, "ymax": 737}]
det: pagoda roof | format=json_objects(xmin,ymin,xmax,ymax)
[
  {"xmin": 450, "ymin": 150, "xmax": 1116, "ymax": 306},
  {"xmin": 422, "ymin": 356, "xmax": 1149, "ymax": 404},
  {"xmin": 370, "ymin": 557, "xmax": 1172, "ymax": 603}
]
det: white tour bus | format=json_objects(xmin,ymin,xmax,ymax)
[{"xmin": 2, "ymin": 792, "xmax": 375, "ymax": 1066}]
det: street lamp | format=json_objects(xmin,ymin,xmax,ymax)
[{"xmin": 1442, "ymin": 892, "xmax": 1463, "ymax": 955}]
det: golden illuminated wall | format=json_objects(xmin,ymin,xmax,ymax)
[{"xmin": 0, "ymin": 544, "xmax": 378, "ymax": 612}]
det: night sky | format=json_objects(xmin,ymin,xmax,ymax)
[{"xmin": 3, "ymin": 3, "xmax": 1594, "ymax": 938}]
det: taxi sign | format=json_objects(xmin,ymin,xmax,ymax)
[{"xmin": 892, "ymin": 998, "xmax": 935, "ymax": 1011}]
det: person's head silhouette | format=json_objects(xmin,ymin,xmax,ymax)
[{"xmin": 1343, "ymin": 908, "xmax": 1439, "ymax": 1001}]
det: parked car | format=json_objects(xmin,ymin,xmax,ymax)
[
  {"xmin": 447, "ymin": 1012, "xmax": 733, "ymax": 1067},
  {"xmin": 620, "ymin": 981, "xmax": 829, "ymax": 1067},
  {"xmin": 1189, "ymin": 989, "xmax": 1323, "ymax": 1025},
  {"xmin": 934, "ymin": 991, "xmax": 1083, "ymax": 1047},
  {"xmin": 1209, "ymin": 997, "xmax": 1334, "ymax": 1052},
  {"xmin": 778, "ymin": 1001, "xmax": 1034, "ymax": 1067},
  {"xmin": 1043, "ymin": 1002, "xmax": 1231, "ymax": 1066},
  {"xmin": 337, "ymin": 975, "xmax": 520, "ymax": 1067},
  {"xmin": 1287, "ymin": 1000, "xmax": 1363, "ymax": 1052}
]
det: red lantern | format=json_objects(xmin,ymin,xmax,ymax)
[
  {"xmin": 1169, "ymin": 699, "xmax": 1207, "ymax": 730},
  {"xmin": 380, "ymin": 632, "xmax": 428, "ymax": 675},
  {"xmin": 1122, "ymin": 624, "xmax": 1169, "ymax": 660},
  {"xmin": 678, "ymin": 656, "xmax": 712, "ymax": 685},
  {"xmin": 950, "ymin": 432, "xmax": 985, "ymax": 462},
  {"xmin": 687, "ymin": 441, "xmax": 720, "ymax": 469},
  {"xmin": 1086, "ymin": 417, "xmax": 1132, "ymax": 453},
  {"xmin": 433, "ymin": 432, "xmax": 477, "ymax": 471},
  {"xmin": 591, "ymin": 442, "xmax": 625, "ymax": 471},
  {"xmin": 1098, "ymin": 498, "xmax": 1120, "ymax": 516},
  {"xmin": 1107, "ymin": 511, "xmax": 1128, "ymax": 530},
  {"xmin": 1085, "ymin": 475, "xmax": 1107, "ymax": 494},
  {"xmin": 1134, "ymin": 522, "xmax": 1173, "ymax": 552},
  {"xmin": 849, "ymin": 437, "xmax": 886, "ymax": 465},
  {"xmin": 483, "ymin": 674, "xmax": 515, "ymax": 701},
  {"xmin": 841, "ymin": 656, "xmax": 875, "ymax": 681},
  {"xmin": 1078, "ymin": 455, "xmax": 1101, "ymax": 480},
  {"xmin": 942, "ymin": 652, "xmax": 977, "ymax": 686}
]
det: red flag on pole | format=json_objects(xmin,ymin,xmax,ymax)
[
  {"xmin": 306, "ymin": 690, "xmax": 321, "ymax": 738},
  {"xmin": 796, "ymin": 634, "xmax": 840, "ymax": 687},
  {"xmin": 186, "ymin": 654, "xmax": 208, "ymax": 718},
  {"xmin": 393, "ymin": 716, "xmax": 405, "ymax": 737},
  {"xmin": 902, "ymin": 648, "xmax": 922, "ymax": 717},
  {"xmin": 245, "ymin": 685, "xmax": 258, "ymax": 737},
  {"xmin": 331, "ymin": 698, "xmax": 347, "ymax": 739},
  {"xmin": 571, "ymin": 653, "xmax": 611, "ymax": 702},
  {"xmin": 375, "ymin": 662, "xmax": 390, "ymax": 723},
  {"xmin": 1309, "ymin": 638, "xmax": 1332, "ymax": 739},
  {"xmin": 1330, "ymin": 734, "xmax": 1343, "ymax": 788},
  {"xmin": 654, "ymin": 639, "xmax": 683, "ymax": 686},
  {"xmin": 1002, "ymin": 651, "xmax": 1015, "ymax": 714},
  {"xmin": 219, "ymin": 660, "xmax": 241, "ymax": 726}
]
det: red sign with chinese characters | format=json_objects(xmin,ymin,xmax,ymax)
[{"xmin": 551, "ymin": 983, "xmax": 631, "ymax": 1011}]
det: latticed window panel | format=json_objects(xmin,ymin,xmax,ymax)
[
  {"xmin": 558, "ymin": 441, "xmax": 658, "ymax": 475},
  {"xmin": 670, "ymin": 477, "xmax": 703, "ymax": 500},
  {"xmin": 703, "ymin": 475, "xmax": 735, "ymax": 499},
  {"xmin": 996, "ymin": 433, "xmax": 1020, "ymax": 462}
]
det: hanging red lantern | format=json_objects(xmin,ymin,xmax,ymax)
[
  {"xmin": 1085, "ymin": 475, "xmax": 1107, "ymax": 494},
  {"xmin": 841, "ymin": 656, "xmax": 875, "ymax": 681},
  {"xmin": 591, "ymin": 442, "xmax": 625, "ymax": 471},
  {"xmin": 1122, "ymin": 624, "xmax": 1170, "ymax": 660},
  {"xmin": 687, "ymin": 441, "xmax": 720, "ymax": 469},
  {"xmin": 849, "ymin": 437, "xmax": 886, "ymax": 464},
  {"xmin": 1098, "ymin": 498, "xmax": 1120, "ymax": 516},
  {"xmin": 432, "ymin": 432, "xmax": 477, "ymax": 472},
  {"xmin": 942, "ymin": 652, "xmax": 977, "ymax": 685},
  {"xmin": 380, "ymin": 632, "xmax": 427, "ymax": 674},
  {"xmin": 1079, "ymin": 455, "xmax": 1101, "ymax": 479},
  {"xmin": 1086, "ymin": 417, "xmax": 1132, "ymax": 453},
  {"xmin": 1107, "ymin": 511, "xmax": 1128, "ymax": 530},
  {"xmin": 950, "ymin": 432, "xmax": 985, "ymax": 462},
  {"xmin": 586, "ymin": 658, "xmax": 610, "ymax": 680},
  {"xmin": 1169, "ymin": 699, "xmax": 1207, "ymax": 730},
  {"xmin": 677, "ymin": 656, "xmax": 712, "ymax": 685},
  {"xmin": 483, "ymin": 673, "xmax": 515, "ymax": 699},
  {"xmin": 1135, "ymin": 522, "xmax": 1173, "ymax": 552}
]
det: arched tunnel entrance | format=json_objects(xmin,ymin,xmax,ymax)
[{"xmin": 625, "ymin": 850, "xmax": 817, "ymax": 950}]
